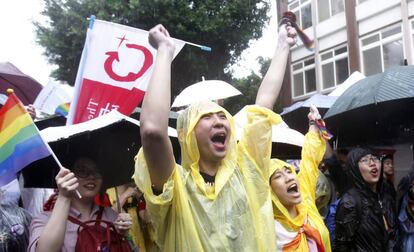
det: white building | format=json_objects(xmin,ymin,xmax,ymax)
[
  {"xmin": 277, "ymin": 0, "xmax": 413, "ymax": 102},
  {"xmin": 277, "ymin": 0, "xmax": 414, "ymax": 181}
]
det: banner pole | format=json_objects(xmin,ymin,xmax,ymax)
[{"xmin": 66, "ymin": 15, "xmax": 96, "ymax": 125}]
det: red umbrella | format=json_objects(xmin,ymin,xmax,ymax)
[{"xmin": 0, "ymin": 62, "xmax": 43, "ymax": 105}]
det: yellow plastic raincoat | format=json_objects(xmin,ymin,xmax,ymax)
[
  {"xmin": 269, "ymin": 131, "xmax": 331, "ymax": 252},
  {"xmin": 134, "ymin": 102, "xmax": 281, "ymax": 251}
]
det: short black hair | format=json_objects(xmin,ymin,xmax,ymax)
[
  {"xmin": 71, "ymin": 156, "xmax": 99, "ymax": 173},
  {"xmin": 381, "ymin": 154, "xmax": 393, "ymax": 164}
]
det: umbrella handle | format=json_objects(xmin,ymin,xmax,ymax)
[{"xmin": 114, "ymin": 186, "xmax": 122, "ymax": 213}]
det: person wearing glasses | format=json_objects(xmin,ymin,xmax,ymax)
[
  {"xmin": 28, "ymin": 157, "xmax": 133, "ymax": 252},
  {"xmin": 334, "ymin": 148, "xmax": 394, "ymax": 251}
]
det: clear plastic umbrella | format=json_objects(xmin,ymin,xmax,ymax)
[{"xmin": 171, "ymin": 77, "xmax": 242, "ymax": 108}]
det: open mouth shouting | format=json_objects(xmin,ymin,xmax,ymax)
[
  {"xmin": 210, "ymin": 131, "xmax": 227, "ymax": 152},
  {"xmin": 287, "ymin": 183, "xmax": 301, "ymax": 198},
  {"xmin": 370, "ymin": 167, "xmax": 379, "ymax": 177}
]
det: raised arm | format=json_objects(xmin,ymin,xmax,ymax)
[
  {"xmin": 298, "ymin": 106, "xmax": 326, "ymax": 201},
  {"xmin": 255, "ymin": 24, "xmax": 296, "ymax": 109},
  {"xmin": 140, "ymin": 25, "xmax": 176, "ymax": 191},
  {"xmin": 35, "ymin": 168, "xmax": 78, "ymax": 252}
]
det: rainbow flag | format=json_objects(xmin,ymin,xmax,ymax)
[
  {"xmin": 0, "ymin": 91, "xmax": 51, "ymax": 186},
  {"xmin": 55, "ymin": 102, "xmax": 70, "ymax": 117}
]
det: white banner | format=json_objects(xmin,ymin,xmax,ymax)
[
  {"xmin": 67, "ymin": 18, "xmax": 185, "ymax": 124},
  {"xmin": 33, "ymin": 80, "xmax": 72, "ymax": 115}
]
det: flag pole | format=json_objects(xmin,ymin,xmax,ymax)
[
  {"xmin": 66, "ymin": 15, "xmax": 96, "ymax": 125},
  {"xmin": 33, "ymin": 123, "xmax": 83, "ymax": 199},
  {"xmin": 31, "ymin": 121, "xmax": 83, "ymax": 199},
  {"xmin": 180, "ymin": 40, "xmax": 212, "ymax": 52},
  {"xmin": 6, "ymin": 89, "xmax": 82, "ymax": 198},
  {"xmin": 87, "ymin": 16, "xmax": 211, "ymax": 52},
  {"xmin": 22, "ymin": 112, "xmax": 82, "ymax": 197}
]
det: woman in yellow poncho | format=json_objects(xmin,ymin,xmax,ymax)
[
  {"xmin": 133, "ymin": 24, "xmax": 296, "ymax": 251},
  {"xmin": 269, "ymin": 106, "xmax": 331, "ymax": 252}
]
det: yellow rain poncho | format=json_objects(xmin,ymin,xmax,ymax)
[
  {"xmin": 134, "ymin": 102, "xmax": 281, "ymax": 251},
  {"xmin": 269, "ymin": 131, "xmax": 331, "ymax": 252}
]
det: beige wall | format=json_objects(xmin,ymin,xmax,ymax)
[{"xmin": 375, "ymin": 143, "xmax": 414, "ymax": 185}]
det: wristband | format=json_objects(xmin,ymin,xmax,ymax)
[{"xmin": 315, "ymin": 119, "xmax": 333, "ymax": 140}]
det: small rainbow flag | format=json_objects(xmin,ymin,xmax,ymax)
[
  {"xmin": 315, "ymin": 119, "xmax": 333, "ymax": 141},
  {"xmin": 55, "ymin": 102, "xmax": 70, "ymax": 117},
  {"xmin": 0, "ymin": 90, "xmax": 50, "ymax": 186}
]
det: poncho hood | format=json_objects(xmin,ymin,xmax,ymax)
[
  {"xmin": 346, "ymin": 147, "xmax": 383, "ymax": 194},
  {"xmin": 176, "ymin": 101, "xmax": 237, "ymax": 199}
]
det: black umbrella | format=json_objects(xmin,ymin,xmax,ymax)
[
  {"xmin": 34, "ymin": 115, "xmax": 67, "ymax": 130},
  {"xmin": 271, "ymin": 143, "xmax": 302, "ymax": 160},
  {"xmin": 281, "ymin": 94, "xmax": 337, "ymax": 134},
  {"xmin": 324, "ymin": 66, "xmax": 414, "ymax": 147},
  {"xmin": 23, "ymin": 111, "xmax": 180, "ymax": 189}
]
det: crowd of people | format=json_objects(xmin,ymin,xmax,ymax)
[{"xmin": 0, "ymin": 22, "xmax": 413, "ymax": 252}]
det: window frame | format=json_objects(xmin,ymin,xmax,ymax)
[
  {"xmin": 320, "ymin": 45, "xmax": 349, "ymax": 91},
  {"xmin": 317, "ymin": 0, "xmax": 345, "ymax": 23},
  {"xmin": 288, "ymin": 0, "xmax": 313, "ymax": 30},
  {"xmin": 291, "ymin": 57, "xmax": 317, "ymax": 99},
  {"xmin": 360, "ymin": 24, "xmax": 405, "ymax": 75},
  {"xmin": 411, "ymin": 19, "xmax": 414, "ymax": 57}
]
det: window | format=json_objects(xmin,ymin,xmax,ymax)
[
  {"xmin": 412, "ymin": 20, "xmax": 414, "ymax": 56},
  {"xmin": 288, "ymin": 0, "xmax": 312, "ymax": 30},
  {"xmin": 320, "ymin": 46, "xmax": 349, "ymax": 90},
  {"xmin": 360, "ymin": 24, "xmax": 405, "ymax": 76},
  {"xmin": 291, "ymin": 58, "xmax": 316, "ymax": 98},
  {"xmin": 318, "ymin": 0, "xmax": 344, "ymax": 22}
]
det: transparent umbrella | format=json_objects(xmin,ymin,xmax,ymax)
[
  {"xmin": 172, "ymin": 77, "xmax": 242, "ymax": 108},
  {"xmin": 234, "ymin": 108, "xmax": 304, "ymax": 159}
]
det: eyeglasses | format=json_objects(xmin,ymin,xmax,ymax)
[
  {"xmin": 359, "ymin": 155, "xmax": 380, "ymax": 165},
  {"xmin": 74, "ymin": 170, "xmax": 102, "ymax": 179}
]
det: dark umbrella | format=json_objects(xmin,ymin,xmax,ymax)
[
  {"xmin": 34, "ymin": 115, "xmax": 67, "ymax": 130},
  {"xmin": 281, "ymin": 94, "xmax": 337, "ymax": 134},
  {"xmin": 324, "ymin": 66, "xmax": 414, "ymax": 147},
  {"xmin": 0, "ymin": 62, "xmax": 43, "ymax": 105},
  {"xmin": 271, "ymin": 143, "xmax": 302, "ymax": 160},
  {"xmin": 23, "ymin": 111, "xmax": 180, "ymax": 189}
]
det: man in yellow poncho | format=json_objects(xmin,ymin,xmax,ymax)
[
  {"xmin": 133, "ymin": 23, "xmax": 296, "ymax": 251},
  {"xmin": 269, "ymin": 106, "xmax": 331, "ymax": 251}
]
